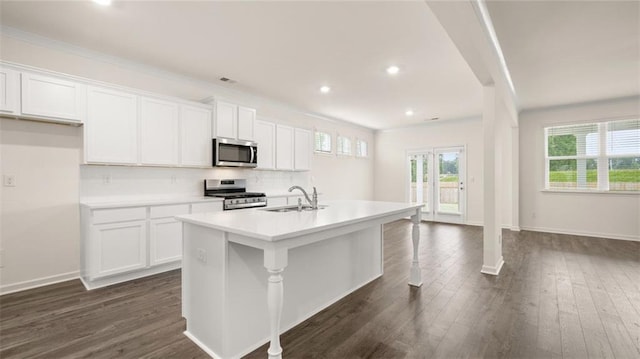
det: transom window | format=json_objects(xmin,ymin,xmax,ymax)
[
  {"xmin": 355, "ymin": 139, "xmax": 368, "ymax": 158},
  {"xmin": 545, "ymin": 118, "xmax": 639, "ymax": 192},
  {"xmin": 314, "ymin": 131, "xmax": 332, "ymax": 154},
  {"xmin": 336, "ymin": 136, "xmax": 352, "ymax": 156}
]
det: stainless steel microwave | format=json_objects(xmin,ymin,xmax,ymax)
[{"xmin": 212, "ymin": 138, "xmax": 258, "ymax": 168}]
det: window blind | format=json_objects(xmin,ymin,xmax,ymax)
[{"xmin": 314, "ymin": 131, "xmax": 331, "ymax": 153}]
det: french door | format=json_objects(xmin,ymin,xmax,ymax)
[{"xmin": 408, "ymin": 146, "xmax": 466, "ymax": 224}]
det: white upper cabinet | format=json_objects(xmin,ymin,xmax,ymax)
[
  {"xmin": 237, "ymin": 106, "xmax": 256, "ymax": 141},
  {"xmin": 21, "ymin": 72, "xmax": 85, "ymax": 123},
  {"xmin": 294, "ymin": 128, "xmax": 312, "ymax": 171},
  {"xmin": 0, "ymin": 67, "xmax": 19, "ymax": 114},
  {"xmin": 215, "ymin": 100, "xmax": 255, "ymax": 141},
  {"xmin": 180, "ymin": 105, "xmax": 212, "ymax": 167},
  {"xmin": 254, "ymin": 119, "xmax": 276, "ymax": 170},
  {"xmin": 140, "ymin": 97, "xmax": 179, "ymax": 166},
  {"xmin": 215, "ymin": 101, "xmax": 237, "ymax": 139},
  {"xmin": 276, "ymin": 124, "xmax": 294, "ymax": 171},
  {"xmin": 86, "ymin": 86, "xmax": 138, "ymax": 164}
]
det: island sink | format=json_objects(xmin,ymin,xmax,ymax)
[{"xmin": 262, "ymin": 204, "xmax": 328, "ymax": 212}]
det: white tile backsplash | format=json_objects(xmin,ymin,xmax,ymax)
[{"xmin": 80, "ymin": 165, "xmax": 310, "ymax": 201}]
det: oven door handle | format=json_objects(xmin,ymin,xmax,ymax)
[{"xmin": 250, "ymin": 146, "xmax": 255, "ymax": 164}]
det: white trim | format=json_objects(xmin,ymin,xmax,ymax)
[
  {"xmin": 480, "ymin": 257, "xmax": 504, "ymax": 276},
  {"xmin": 0, "ymin": 271, "xmax": 79, "ymax": 296},
  {"xmin": 520, "ymin": 226, "xmax": 639, "ymax": 242},
  {"xmin": 465, "ymin": 220, "xmax": 484, "ymax": 227},
  {"xmin": 541, "ymin": 189, "xmax": 639, "ymax": 195},
  {"xmin": 183, "ymin": 331, "xmax": 223, "ymax": 359}
]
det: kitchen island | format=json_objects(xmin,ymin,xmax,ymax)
[{"xmin": 175, "ymin": 200, "xmax": 423, "ymax": 359}]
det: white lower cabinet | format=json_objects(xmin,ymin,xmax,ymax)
[
  {"xmin": 91, "ymin": 220, "xmax": 147, "ymax": 280},
  {"xmin": 81, "ymin": 200, "xmax": 222, "ymax": 289},
  {"xmin": 149, "ymin": 218, "xmax": 183, "ymax": 266}
]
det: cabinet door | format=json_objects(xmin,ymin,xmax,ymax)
[
  {"xmin": 276, "ymin": 125, "xmax": 294, "ymax": 171},
  {"xmin": 21, "ymin": 72, "xmax": 85, "ymax": 122},
  {"xmin": 150, "ymin": 218, "xmax": 182, "ymax": 266},
  {"xmin": 191, "ymin": 201, "xmax": 223, "ymax": 213},
  {"xmin": 254, "ymin": 119, "xmax": 275, "ymax": 170},
  {"xmin": 237, "ymin": 106, "xmax": 256, "ymax": 141},
  {"xmin": 140, "ymin": 97, "xmax": 179, "ymax": 166},
  {"xmin": 91, "ymin": 220, "xmax": 147, "ymax": 279},
  {"xmin": 86, "ymin": 86, "xmax": 138, "ymax": 164},
  {"xmin": 294, "ymin": 128, "xmax": 312, "ymax": 171},
  {"xmin": 180, "ymin": 105, "xmax": 212, "ymax": 167},
  {"xmin": 0, "ymin": 67, "xmax": 19, "ymax": 114},
  {"xmin": 215, "ymin": 101, "xmax": 237, "ymax": 139}
]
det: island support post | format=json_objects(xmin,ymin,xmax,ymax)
[
  {"xmin": 408, "ymin": 209, "xmax": 423, "ymax": 287},
  {"xmin": 264, "ymin": 247, "xmax": 288, "ymax": 359}
]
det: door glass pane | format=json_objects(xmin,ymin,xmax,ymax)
[
  {"xmin": 438, "ymin": 152, "xmax": 459, "ymax": 213},
  {"xmin": 409, "ymin": 154, "xmax": 429, "ymax": 212}
]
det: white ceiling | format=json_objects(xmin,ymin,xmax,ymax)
[
  {"xmin": 2, "ymin": 1, "xmax": 637, "ymax": 129},
  {"xmin": 486, "ymin": 0, "xmax": 640, "ymax": 110},
  {"xmin": 0, "ymin": 0, "xmax": 484, "ymax": 130}
]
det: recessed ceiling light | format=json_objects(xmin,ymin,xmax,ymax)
[
  {"xmin": 386, "ymin": 66, "xmax": 400, "ymax": 75},
  {"xmin": 92, "ymin": 0, "xmax": 112, "ymax": 6},
  {"xmin": 320, "ymin": 86, "xmax": 331, "ymax": 94},
  {"xmin": 405, "ymin": 109, "xmax": 414, "ymax": 116}
]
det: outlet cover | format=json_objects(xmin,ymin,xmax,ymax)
[{"xmin": 3, "ymin": 175, "xmax": 16, "ymax": 187}]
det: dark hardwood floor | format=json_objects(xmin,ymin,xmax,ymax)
[{"xmin": 1, "ymin": 221, "xmax": 639, "ymax": 358}]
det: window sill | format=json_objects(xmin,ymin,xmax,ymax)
[
  {"xmin": 541, "ymin": 189, "xmax": 639, "ymax": 195},
  {"xmin": 313, "ymin": 151, "xmax": 334, "ymax": 157}
]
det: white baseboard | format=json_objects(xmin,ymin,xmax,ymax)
[
  {"xmin": 480, "ymin": 257, "xmax": 504, "ymax": 276},
  {"xmin": 183, "ymin": 331, "xmax": 223, "ymax": 359},
  {"xmin": 0, "ymin": 271, "xmax": 79, "ymax": 296},
  {"xmin": 520, "ymin": 226, "xmax": 639, "ymax": 242}
]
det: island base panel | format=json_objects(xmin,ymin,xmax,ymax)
[{"xmin": 182, "ymin": 223, "xmax": 383, "ymax": 359}]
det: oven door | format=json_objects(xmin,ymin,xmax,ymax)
[{"xmin": 213, "ymin": 138, "xmax": 258, "ymax": 167}]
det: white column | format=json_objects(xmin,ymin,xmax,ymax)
[
  {"xmin": 264, "ymin": 248, "xmax": 288, "ymax": 359},
  {"xmin": 481, "ymin": 85, "xmax": 504, "ymax": 276},
  {"xmin": 511, "ymin": 125, "xmax": 520, "ymax": 231},
  {"xmin": 408, "ymin": 208, "xmax": 423, "ymax": 287}
]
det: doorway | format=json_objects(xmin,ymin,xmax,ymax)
[{"xmin": 407, "ymin": 146, "xmax": 466, "ymax": 224}]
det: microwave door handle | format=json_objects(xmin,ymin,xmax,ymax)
[{"xmin": 250, "ymin": 146, "xmax": 255, "ymax": 164}]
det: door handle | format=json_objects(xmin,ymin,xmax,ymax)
[{"xmin": 250, "ymin": 146, "xmax": 255, "ymax": 163}]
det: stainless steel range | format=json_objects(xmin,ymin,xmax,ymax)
[{"xmin": 204, "ymin": 179, "xmax": 267, "ymax": 211}]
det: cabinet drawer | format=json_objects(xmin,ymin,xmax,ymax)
[
  {"xmin": 92, "ymin": 207, "xmax": 146, "ymax": 224},
  {"xmin": 150, "ymin": 204, "xmax": 190, "ymax": 219},
  {"xmin": 191, "ymin": 202, "xmax": 223, "ymax": 214}
]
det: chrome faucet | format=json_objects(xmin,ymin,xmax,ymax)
[{"xmin": 288, "ymin": 186, "xmax": 318, "ymax": 209}]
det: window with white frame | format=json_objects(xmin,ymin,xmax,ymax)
[
  {"xmin": 336, "ymin": 135, "xmax": 352, "ymax": 156},
  {"xmin": 314, "ymin": 131, "xmax": 332, "ymax": 154},
  {"xmin": 355, "ymin": 139, "xmax": 368, "ymax": 157},
  {"xmin": 545, "ymin": 118, "xmax": 639, "ymax": 192}
]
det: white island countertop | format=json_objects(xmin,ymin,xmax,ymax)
[{"xmin": 175, "ymin": 200, "xmax": 423, "ymax": 242}]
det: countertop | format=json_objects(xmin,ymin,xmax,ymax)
[
  {"xmin": 176, "ymin": 200, "xmax": 424, "ymax": 242},
  {"xmin": 79, "ymin": 191, "xmax": 311, "ymax": 209}
]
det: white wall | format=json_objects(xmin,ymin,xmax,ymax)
[
  {"xmin": 0, "ymin": 32, "xmax": 374, "ymax": 293},
  {"xmin": 0, "ymin": 119, "xmax": 82, "ymax": 292},
  {"xmin": 519, "ymin": 96, "xmax": 640, "ymax": 241},
  {"xmin": 373, "ymin": 118, "xmax": 485, "ymax": 225}
]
